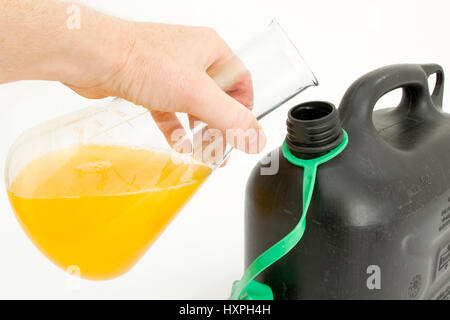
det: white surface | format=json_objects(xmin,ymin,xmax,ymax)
[{"xmin": 0, "ymin": 0, "xmax": 449, "ymax": 299}]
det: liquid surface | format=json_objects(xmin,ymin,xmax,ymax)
[{"xmin": 8, "ymin": 145, "xmax": 211, "ymax": 280}]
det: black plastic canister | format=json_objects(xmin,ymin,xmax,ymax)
[{"xmin": 245, "ymin": 64, "xmax": 450, "ymax": 299}]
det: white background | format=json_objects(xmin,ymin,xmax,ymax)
[{"xmin": 0, "ymin": 0, "xmax": 449, "ymax": 299}]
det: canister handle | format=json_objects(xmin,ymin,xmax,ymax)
[
  {"xmin": 339, "ymin": 64, "xmax": 445, "ymax": 137},
  {"xmin": 421, "ymin": 63, "xmax": 445, "ymax": 108}
]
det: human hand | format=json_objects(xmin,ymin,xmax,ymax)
[{"xmin": 65, "ymin": 21, "xmax": 265, "ymax": 155}]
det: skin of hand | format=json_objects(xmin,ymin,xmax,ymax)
[{"xmin": 0, "ymin": 0, "xmax": 266, "ymax": 155}]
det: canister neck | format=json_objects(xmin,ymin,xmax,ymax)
[{"xmin": 285, "ymin": 101, "xmax": 344, "ymax": 159}]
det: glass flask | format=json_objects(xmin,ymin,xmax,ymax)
[{"xmin": 5, "ymin": 19, "xmax": 317, "ymax": 280}]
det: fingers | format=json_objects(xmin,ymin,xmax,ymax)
[
  {"xmin": 189, "ymin": 114, "xmax": 228, "ymax": 165},
  {"xmin": 183, "ymin": 74, "xmax": 266, "ymax": 154},
  {"xmin": 208, "ymin": 55, "xmax": 254, "ymax": 110},
  {"xmin": 151, "ymin": 111, "xmax": 192, "ymax": 154},
  {"xmin": 223, "ymin": 70, "xmax": 254, "ymax": 111}
]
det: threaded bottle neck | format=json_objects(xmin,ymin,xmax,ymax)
[{"xmin": 285, "ymin": 101, "xmax": 343, "ymax": 159}]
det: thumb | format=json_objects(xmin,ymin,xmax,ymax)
[{"xmin": 185, "ymin": 74, "xmax": 266, "ymax": 154}]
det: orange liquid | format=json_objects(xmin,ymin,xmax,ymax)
[{"xmin": 8, "ymin": 145, "xmax": 211, "ymax": 280}]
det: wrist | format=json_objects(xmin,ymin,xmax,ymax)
[
  {"xmin": 0, "ymin": 1, "xmax": 135, "ymax": 87},
  {"xmin": 50, "ymin": 6, "xmax": 136, "ymax": 88}
]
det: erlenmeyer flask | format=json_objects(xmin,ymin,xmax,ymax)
[{"xmin": 5, "ymin": 19, "xmax": 317, "ymax": 280}]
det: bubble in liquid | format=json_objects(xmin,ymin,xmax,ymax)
[{"xmin": 76, "ymin": 161, "xmax": 112, "ymax": 173}]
